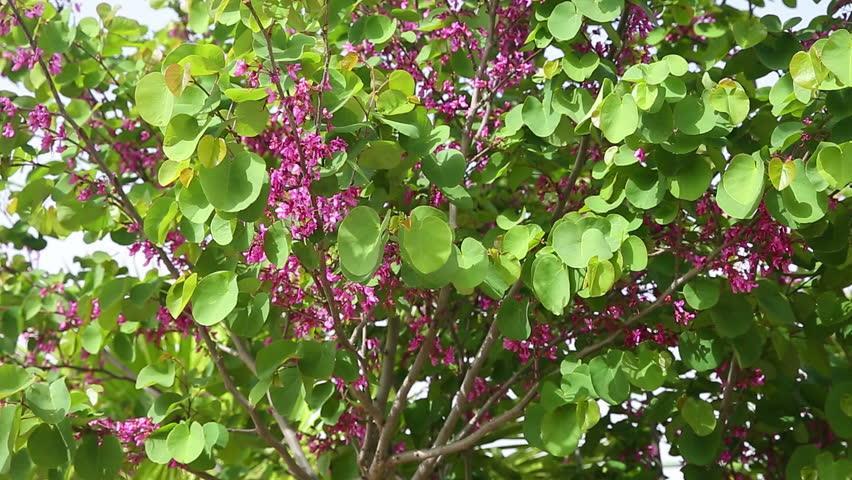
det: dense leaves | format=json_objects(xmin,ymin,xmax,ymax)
[{"xmin": 0, "ymin": 0, "xmax": 850, "ymax": 479}]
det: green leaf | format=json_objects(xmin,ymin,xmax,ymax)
[
  {"xmin": 0, "ymin": 365, "xmax": 34, "ymax": 400},
  {"xmin": 26, "ymin": 379, "xmax": 70, "ymax": 424},
  {"xmin": 624, "ymin": 348, "xmax": 667, "ymax": 391},
  {"xmin": 674, "ymin": 95, "xmax": 717, "ymax": 135},
  {"xmin": 548, "ymin": 2, "xmax": 582, "ymax": 41},
  {"xmin": 143, "ymin": 196, "xmax": 179, "ymax": 245},
  {"xmin": 166, "ymin": 273, "xmax": 198, "ymax": 318},
  {"xmin": 679, "ymin": 426, "xmax": 722, "ymax": 466},
  {"xmin": 768, "ymin": 157, "xmax": 797, "ymax": 190},
  {"xmin": 589, "ymin": 350, "xmax": 631, "ymax": 405},
  {"xmin": 574, "ymin": 0, "xmax": 623, "ymax": 22},
  {"xmin": 191, "ymin": 271, "xmax": 238, "ymax": 326},
  {"xmin": 562, "ymin": 51, "xmax": 599, "ymax": 82},
  {"xmin": 234, "ymin": 100, "xmax": 270, "ymax": 137},
  {"xmin": 157, "ymin": 160, "xmax": 187, "ymax": 187},
  {"xmin": 825, "ymin": 381, "xmax": 852, "ymax": 439},
  {"xmin": 167, "ymin": 422, "xmax": 206, "ymax": 464},
  {"xmin": 599, "ymin": 93, "xmax": 639, "ymax": 143},
  {"xmin": 790, "ymin": 50, "xmax": 820, "ymax": 90},
  {"xmin": 540, "ymin": 404, "xmax": 582, "ymax": 456},
  {"xmin": 620, "ymin": 235, "xmax": 647, "ymax": 271},
  {"xmin": 679, "ymin": 330, "xmax": 725, "ymax": 372},
  {"xmin": 349, "ymin": 15, "xmax": 396, "ymax": 44},
  {"xmin": 711, "ymin": 294, "xmax": 754, "ymax": 338},
  {"xmin": 682, "ymin": 398, "xmax": 717, "ymax": 436},
  {"xmin": 531, "ymin": 254, "xmax": 573, "ymax": 315},
  {"xmin": 422, "ymin": 149, "xmax": 465, "ymax": 188},
  {"xmin": 299, "ymin": 341, "xmax": 337, "ymax": 379},
  {"xmin": 269, "ymin": 368, "xmax": 306, "ymax": 418},
  {"xmin": 135, "ymin": 72, "xmax": 174, "ymax": 127},
  {"xmin": 732, "ymin": 16, "xmax": 768, "ymax": 49},
  {"xmin": 709, "ymin": 79, "xmax": 750, "ymax": 124},
  {"xmin": 178, "ymin": 178, "xmax": 214, "ymax": 223},
  {"xmin": 816, "ymin": 143, "xmax": 852, "ymax": 188},
  {"xmin": 400, "ymin": 215, "xmax": 453, "ymax": 274},
  {"xmin": 81, "ymin": 324, "xmax": 103, "ymax": 354},
  {"xmin": 256, "ymin": 340, "xmax": 298, "ymax": 380},
  {"xmin": 683, "ymin": 277, "xmax": 721, "ymax": 310},
  {"xmin": 821, "ymin": 29, "xmax": 852, "ymax": 86},
  {"xmin": 359, "ymin": 140, "xmax": 404, "ymax": 170},
  {"xmin": 625, "ymin": 167, "xmax": 664, "ymax": 209},
  {"xmin": 199, "ymin": 151, "xmax": 266, "ymax": 212},
  {"xmin": 197, "ymin": 135, "xmax": 227, "ymax": 168},
  {"xmin": 136, "ymin": 362, "xmax": 176, "ymax": 389},
  {"xmin": 338, "ymin": 206, "xmax": 383, "ymax": 278},
  {"xmin": 163, "ymin": 114, "xmax": 207, "ymax": 161},
  {"xmin": 264, "ymin": 222, "xmax": 292, "ymax": 268},
  {"xmin": 766, "ymin": 159, "xmax": 828, "ymax": 225},
  {"xmin": 522, "ymin": 96, "xmax": 561, "ymax": 137},
  {"xmin": 496, "ymin": 298, "xmax": 531, "ymax": 341},
  {"xmin": 388, "ymin": 70, "xmax": 416, "ymax": 95},
  {"xmin": 755, "ymin": 280, "xmax": 795, "ymax": 326},
  {"xmin": 452, "ymin": 238, "xmax": 489, "ymax": 291},
  {"xmin": 74, "ymin": 434, "xmax": 124, "ymax": 480},
  {"xmin": 210, "ymin": 213, "xmax": 234, "ymax": 245},
  {"xmin": 717, "ymin": 153, "xmax": 765, "ymax": 219},
  {"xmin": 0, "ymin": 405, "xmax": 18, "ymax": 472},
  {"xmin": 27, "ymin": 424, "xmax": 68, "ymax": 468},
  {"xmin": 163, "ymin": 43, "xmax": 225, "ymax": 76}
]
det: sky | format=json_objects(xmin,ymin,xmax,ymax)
[{"xmin": 0, "ymin": 0, "xmax": 831, "ymax": 476}]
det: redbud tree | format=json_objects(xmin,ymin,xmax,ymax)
[{"xmin": 0, "ymin": 0, "xmax": 851, "ymax": 478}]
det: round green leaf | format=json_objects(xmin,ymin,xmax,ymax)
[
  {"xmin": 135, "ymin": 72, "xmax": 174, "ymax": 127},
  {"xmin": 359, "ymin": 140, "xmax": 403, "ymax": 170},
  {"xmin": 191, "ymin": 271, "xmax": 238, "ymax": 326},
  {"xmin": 620, "ymin": 235, "xmax": 648, "ymax": 271},
  {"xmin": 0, "ymin": 365, "xmax": 34, "ymax": 400},
  {"xmin": 683, "ymin": 277, "xmax": 721, "ymax": 310},
  {"xmin": 264, "ymin": 222, "xmax": 292, "ymax": 268},
  {"xmin": 198, "ymin": 151, "xmax": 266, "ymax": 212},
  {"xmin": 27, "ymin": 424, "xmax": 68, "ymax": 468},
  {"xmin": 497, "ymin": 298, "xmax": 531, "ymax": 341},
  {"xmin": 423, "ymin": 149, "xmax": 465, "ymax": 188},
  {"xmin": 532, "ymin": 254, "xmax": 573, "ymax": 315},
  {"xmin": 167, "ymin": 422, "xmax": 205, "ymax": 464},
  {"xmin": 816, "ymin": 143, "xmax": 852, "ymax": 188},
  {"xmin": 821, "ymin": 29, "xmax": 852, "ymax": 86},
  {"xmin": 25, "ymin": 380, "xmax": 70, "ymax": 424},
  {"xmin": 74, "ymin": 434, "xmax": 124, "ymax": 480},
  {"xmin": 548, "ymin": 2, "xmax": 582, "ymax": 41},
  {"xmin": 452, "ymin": 238, "xmax": 489, "ymax": 291},
  {"xmin": 670, "ymin": 158, "xmax": 713, "ymax": 201},
  {"xmin": 178, "ymin": 178, "xmax": 214, "ymax": 223},
  {"xmin": 678, "ymin": 426, "xmax": 722, "ymax": 466},
  {"xmin": 338, "ymin": 206, "xmax": 384, "ymax": 277},
  {"xmin": 574, "ymin": 0, "xmax": 624, "ymax": 22},
  {"xmin": 711, "ymin": 294, "xmax": 754, "ymax": 338},
  {"xmin": 234, "ymin": 100, "xmax": 269, "ymax": 137},
  {"xmin": 624, "ymin": 168, "xmax": 664, "ymax": 209},
  {"xmin": 350, "ymin": 15, "xmax": 396, "ymax": 44},
  {"xmin": 400, "ymin": 215, "xmax": 453, "ymax": 274},
  {"xmin": 679, "ymin": 330, "xmax": 725, "ymax": 372},
  {"xmin": 589, "ymin": 350, "xmax": 631, "ymax": 405},
  {"xmin": 562, "ymin": 51, "xmax": 599, "ymax": 82},
  {"xmin": 599, "ymin": 93, "xmax": 639, "ymax": 143},
  {"xmin": 825, "ymin": 381, "xmax": 852, "ymax": 439},
  {"xmin": 682, "ymin": 398, "xmax": 717, "ymax": 436},
  {"xmin": 540, "ymin": 404, "xmax": 582, "ymax": 456}
]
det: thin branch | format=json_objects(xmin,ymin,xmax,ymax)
[{"xmin": 198, "ymin": 328, "xmax": 316, "ymax": 480}]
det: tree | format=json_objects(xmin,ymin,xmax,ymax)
[{"xmin": 0, "ymin": 0, "xmax": 850, "ymax": 478}]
